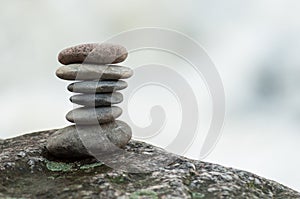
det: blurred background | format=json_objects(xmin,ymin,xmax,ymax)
[{"xmin": 1, "ymin": 0, "xmax": 300, "ymax": 191}]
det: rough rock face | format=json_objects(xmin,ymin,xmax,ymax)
[{"xmin": 0, "ymin": 130, "xmax": 299, "ymax": 199}]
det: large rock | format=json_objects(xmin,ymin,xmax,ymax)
[
  {"xmin": 46, "ymin": 121, "xmax": 132, "ymax": 158},
  {"xmin": 0, "ymin": 130, "xmax": 299, "ymax": 199},
  {"xmin": 58, "ymin": 43, "xmax": 128, "ymax": 65}
]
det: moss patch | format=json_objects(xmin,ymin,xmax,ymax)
[
  {"xmin": 191, "ymin": 192, "xmax": 205, "ymax": 198},
  {"xmin": 46, "ymin": 161, "xmax": 74, "ymax": 172},
  {"xmin": 45, "ymin": 160, "xmax": 104, "ymax": 172},
  {"xmin": 130, "ymin": 190, "xmax": 158, "ymax": 199}
]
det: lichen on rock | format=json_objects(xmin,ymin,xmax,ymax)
[{"xmin": 0, "ymin": 129, "xmax": 299, "ymax": 199}]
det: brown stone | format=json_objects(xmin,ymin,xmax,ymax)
[{"xmin": 58, "ymin": 43, "xmax": 128, "ymax": 65}]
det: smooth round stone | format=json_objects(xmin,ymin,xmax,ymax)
[
  {"xmin": 68, "ymin": 80, "xmax": 128, "ymax": 93},
  {"xmin": 58, "ymin": 43, "xmax": 128, "ymax": 65},
  {"xmin": 46, "ymin": 120, "xmax": 132, "ymax": 158},
  {"xmin": 66, "ymin": 106, "xmax": 122, "ymax": 124},
  {"xmin": 56, "ymin": 64, "xmax": 133, "ymax": 80},
  {"xmin": 70, "ymin": 92, "xmax": 123, "ymax": 107}
]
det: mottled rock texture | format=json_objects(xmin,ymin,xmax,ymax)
[
  {"xmin": 0, "ymin": 130, "xmax": 299, "ymax": 199},
  {"xmin": 58, "ymin": 43, "xmax": 128, "ymax": 65}
]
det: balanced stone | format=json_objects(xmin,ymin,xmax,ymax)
[
  {"xmin": 47, "ymin": 43, "xmax": 133, "ymax": 160},
  {"xmin": 66, "ymin": 106, "xmax": 122, "ymax": 124},
  {"xmin": 68, "ymin": 80, "xmax": 128, "ymax": 93},
  {"xmin": 70, "ymin": 92, "xmax": 123, "ymax": 107},
  {"xmin": 58, "ymin": 43, "xmax": 128, "ymax": 65},
  {"xmin": 56, "ymin": 64, "xmax": 133, "ymax": 80},
  {"xmin": 46, "ymin": 120, "xmax": 132, "ymax": 158}
]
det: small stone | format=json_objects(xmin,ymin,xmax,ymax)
[
  {"xmin": 46, "ymin": 120, "xmax": 132, "ymax": 158},
  {"xmin": 4, "ymin": 162, "xmax": 15, "ymax": 168},
  {"xmin": 68, "ymin": 80, "xmax": 128, "ymax": 93},
  {"xmin": 70, "ymin": 92, "xmax": 123, "ymax": 107},
  {"xmin": 17, "ymin": 151, "xmax": 26, "ymax": 158},
  {"xmin": 254, "ymin": 178, "xmax": 261, "ymax": 185},
  {"xmin": 56, "ymin": 64, "xmax": 133, "ymax": 80},
  {"xmin": 66, "ymin": 106, "xmax": 122, "ymax": 124},
  {"xmin": 58, "ymin": 43, "xmax": 128, "ymax": 65}
]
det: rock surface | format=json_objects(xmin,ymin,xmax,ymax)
[
  {"xmin": 1, "ymin": 130, "xmax": 299, "ymax": 199},
  {"xmin": 68, "ymin": 80, "xmax": 128, "ymax": 93},
  {"xmin": 70, "ymin": 93, "xmax": 123, "ymax": 107},
  {"xmin": 66, "ymin": 106, "xmax": 122, "ymax": 124},
  {"xmin": 58, "ymin": 43, "xmax": 128, "ymax": 65},
  {"xmin": 46, "ymin": 121, "xmax": 132, "ymax": 158},
  {"xmin": 56, "ymin": 64, "xmax": 133, "ymax": 81}
]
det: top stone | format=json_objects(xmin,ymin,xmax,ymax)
[{"xmin": 58, "ymin": 43, "xmax": 128, "ymax": 65}]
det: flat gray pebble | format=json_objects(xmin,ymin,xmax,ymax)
[
  {"xmin": 68, "ymin": 80, "xmax": 128, "ymax": 93},
  {"xmin": 56, "ymin": 64, "xmax": 133, "ymax": 80},
  {"xmin": 66, "ymin": 106, "xmax": 122, "ymax": 124},
  {"xmin": 70, "ymin": 92, "xmax": 123, "ymax": 107}
]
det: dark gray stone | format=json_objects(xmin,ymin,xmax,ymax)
[
  {"xmin": 70, "ymin": 92, "xmax": 123, "ymax": 107},
  {"xmin": 68, "ymin": 80, "xmax": 128, "ymax": 93},
  {"xmin": 1, "ymin": 129, "xmax": 299, "ymax": 198},
  {"xmin": 58, "ymin": 43, "xmax": 128, "ymax": 65},
  {"xmin": 46, "ymin": 120, "xmax": 132, "ymax": 158},
  {"xmin": 56, "ymin": 64, "xmax": 133, "ymax": 80},
  {"xmin": 66, "ymin": 106, "xmax": 122, "ymax": 124}
]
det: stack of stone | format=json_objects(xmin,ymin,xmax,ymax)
[{"xmin": 47, "ymin": 43, "xmax": 133, "ymax": 158}]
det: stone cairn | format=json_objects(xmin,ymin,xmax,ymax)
[{"xmin": 46, "ymin": 43, "xmax": 133, "ymax": 158}]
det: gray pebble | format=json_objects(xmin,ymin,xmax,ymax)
[
  {"xmin": 46, "ymin": 120, "xmax": 132, "ymax": 158},
  {"xmin": 17, "ymin": 151, "xmax": 26, "ymax": 158},
  {"xmin": 56, "ymin": 64, "xmax": 133, "ymax": 80},
  {"xmin": 70, "ymin": 92, "xmax": 123, "ymax": 107},
  {"xmin": 66, "ymin": 106, "xmax": 122, "ymax": 124},
  {"xmin": 68, "ymin": 80, "xmax": 128, "ymax": 93},
  {"xmin": 58, "ymin": 43, "xmax": 128, "ymax": 65}
]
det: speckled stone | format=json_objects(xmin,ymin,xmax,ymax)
[
  {"xmin": 56, "ymin": 64, "xmax": 133, "ymax": 80},
  {"xmin": 46, "ymin": 120, "xmax": 132, "ymax": 158},
  {"xmin": 68, "ymin": 80, "xmax": 128, "ymax": 93},
  {"xmin": 66, "ymin": 106, "xmax": 122, "ymax": 124},
  {"xmin": 70, "ymin": 92, "xmax": 123, "ymax": 107},
  {"xmin": 2, "ymin": 129, "xmax": 300, "ymax": 198},
  {"xmin": 58, "ymin": 43, "xmax": 128, "ymax": 65}
]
